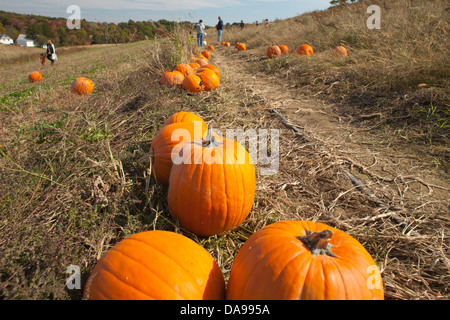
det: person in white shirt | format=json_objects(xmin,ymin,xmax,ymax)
[{"xmin": 194, "ymin": 19, "xmax": 205, "ymax": 47}]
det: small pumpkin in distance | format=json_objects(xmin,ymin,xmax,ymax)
[
  {"xmin": 83, "ymin": 230, "xmax": 226, "ymax": 300},
  {"xmin": 29, "ymin": 71, "xmax": 43, "ymax": 83},
  {"xmin": 279, "ymin": 44, "xmax": 289, "ymax": 54},
  {"xmin": 226, "ymin": 220, "xmax": 384, "ymax": 300},
  {"xmin": 168, "ymin": 128, "xmax": 256, "ymax": 237},
  {"xmin": 71, "ymin": 77, "xmax": 94, "ymax": 95},
  {"xmin": 222, "ymin": 42, "xmax": 230, "ymax": 47},
  {"xmin": 207, "ymin": 45, "xmax": 215, "ymax": 52},
  {"xmin": 333, "ymin": 45, "xmax": 348, "ymax": 57},
  {"xmin": 236, "ymin": 43, "xmax": 247, "ymax": 51},
  {"xmin": 159, "ymin": 71, "xmax": 185, "ymax": 87},
  {"xmin": 295, "ymin": 44, "xmax": 314, "ymax": 56},
  {"xmin": 201, "ymin": 50, "xmax": 211, "ymax": 59},
  {"xmin": 266, "ymin": 45, "xmax": 281, "ymax": 58}
]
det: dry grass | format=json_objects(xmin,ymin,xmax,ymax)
[{"xmin": 1, "ymin": 1, "xmax": 449, "ymax": 300}]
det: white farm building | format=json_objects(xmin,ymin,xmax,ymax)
[
  {"xmin": 0, "ymin": 34, "xmax": 14, "ymax": 45},
  {"xmin": 16, "ymin": 34, "xmax": 37, "ymax": 47}
]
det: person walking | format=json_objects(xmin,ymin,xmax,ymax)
[
  {"xmin": 46, "ymin": 39, "xmax": 56, "ymax": 64},
  {"xmin": 216, "ymin": 16, "xmax": 224, "ymax": 43},
  {"xmin": 194, "ymin": 20, "xmax": 205, "ymax": 47}
]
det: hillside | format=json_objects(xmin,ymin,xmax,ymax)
[
  {"xmin": 0, "ymin": 10, "xmax": 192, "ymax": 47},
  {"xmin": 0, "ymin": 0, "xmax": 449, "ymax": 301}
]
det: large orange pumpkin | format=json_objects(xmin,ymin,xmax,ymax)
[
  {"xmin": 194, "ymin": 58, "xmax": 208, "ymax": 67},
  {"xmin": 181, "ymin": 74, "xmax": 202, "ymax": 93},
  {"xmin": 163, "ymin": 111, "xmax": 206, "ymax": 127},
  {"xmin": 71, "ymin": 77, "xmax": 95, "ymax": 95},
  {"xmin": 150, "ymin": 121, "xmax": 208, "ymax": 185},
  {"xmin": 174, "ymin": 64, "xmax": 194, "ymax": 77},
  {"xmin": 29, "ymin": 71, "xmax": 43, "ymax": 83},
  {"xmin": 295, "ymin": 44, "xmax": 314, "ymax": 56},
  {"xmin": 226, "ymin": 220, "xmax": 384, "ymax": 300},
  {"xmin": 168, "ymin": 129, "xmax": 256, "ymax": 237},
  {"xmin": 189, "ymin": 62, "xmax": 201, "ymax": 70},
  {"xmin": 196, "ymin": 68, "xmax": 220, "ymax": 91},
  {"xmin": 83, "ymin": 230, "xmax": 226, "ymax": 300},
  {"xmin": 201, "ymin": 50, "xmax": 211, "ymax": 59},
  {"xmin": 159, "ymin": 71, "xmax": 185, "ymax": 87},
  {"xmin": 266, "ymin": 46, "xmax": 281, "ymax": 58}
]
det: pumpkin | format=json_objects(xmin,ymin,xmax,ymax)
[
  {"xmin": 174, "ymin": 64, "xmax": 194, "ymax": 77},
  {"xmin": 295, "ymin": 44, "xmax": 314, "ymax": 56},
  {"xmin": 202, "ymin": 50, "xmax": 212, "ymax": 59},
  {"xmin": 196, "ymin": 68, "xmax": 220, "ymax": 91},
  {"xmin": 235, "ymin": 42, "xmax": 240, "ymax": 48},
  {"xmin": 236, "ymin": 43, "xmax": 247, "ymax": 51},
  {"xmin": 83, "ymin": 230, "xmax": 226, "ymax": 300},
  {"xmin": 29, "ymin": 71, "xmax": 43, "ymax": 83},
  {"xmin": 181, "ymin": 74, "xmax": 202, "ymax": 93},
  {"xmin": 160, "ymin": 71, "xmax": 185, "ymax": 87},
  {"xmin": 226, "ymin": 220, "xmax": 384, "ymax": 300},
  {"xmin": 71, "ymin": 77, "xmax": 94, "ymax": 95},
  {"xmin": 222, "ymin": 42, "xmax": 230, "ymax": 47},
  {"xmin": 266, "ymin": 45, "xmax": 281, "ymax": 58},
  {"xmin": 279, "ymin": 44, "xmax": 289, "ymax": 54},
  {"xmin": 163, "ymin": 111, "xmax": 206, "ymax": 127},
  {"xmin": 207, "ymin": 45, "xmax": 215, "ymax": 52},
  {"xmin": 168, "ymin": 128, "xmax": 256, "ymax": 237},
  {"xmin": 189, "ymin": 62, "xmax": 201, "ymax": 70},
  {"xmin": 150, "ymin": 121, "xmax": 208, "ymax": 185},
  {"xmin": 333, "ymin": 45, "xmax": 348, "ymax": 57},
  {"xmin": 197, "ymin": 64, "xmax": 221, "ymax": 78}
]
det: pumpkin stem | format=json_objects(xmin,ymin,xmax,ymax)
[
  {"xmin": 202, "ymin": 128, "xmax": 222, "ymax": 148},
  {"xmin": 297, "ymin": 229, "xmax": 336, "ymax": 257}
]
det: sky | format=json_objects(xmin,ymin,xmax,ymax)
[{"xmin": 0, "ymin": 0, "xmax": 332, "ymax": 26}]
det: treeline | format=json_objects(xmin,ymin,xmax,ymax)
[{"xmin": 0, "ymin": 10, "xmax": 193, "ymax": 47}]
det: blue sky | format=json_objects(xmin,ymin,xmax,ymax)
[{"xmin": 0, "ymin": 0, "xmax": 332, "ymax": 26}]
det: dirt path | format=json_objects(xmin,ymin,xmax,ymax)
[{"xmin": 210, "ymin": 45, "xmax": 449, "ymax": 299}]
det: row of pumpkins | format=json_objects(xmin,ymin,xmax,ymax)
[
  {"xmin": 29, "ymin": 71, "xmax": 95, "ymax": 96},
  {"xmin": 265, "ymin": 43, "xmax": 348, "ymax": 58},
  {"xmin": 83, "ymin": 110, "xmax": 384, "ymax": 300},
  {"xmin": 160, "ymin": 46, "xmax": 220, "ymax": 93}
]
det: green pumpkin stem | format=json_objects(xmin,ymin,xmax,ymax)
[{"xmin": 297, "ymin": 229, "xmax": 336, "ymax": 257}]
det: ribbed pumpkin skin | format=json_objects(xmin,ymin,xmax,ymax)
[
  {"xmin": 196, "ymin": 68, "xmax": 220, "ymax": 91},
  {"xmin": 295, "ymin": 44, "xmax": 314, "ymax": 56},
  {"xmin": 198, "ymin": 64, "xmax": 221, "ymax": 78},
  {"xmin": 226, "ymin": 220, "xmax": 384, "ymax": 300},
  {"xmin": 174, "ymin": 64, "xmax": 194, "ymax": 77},
  {"xmin": 150, "ymin": 121, "xmax": 208, "ymax": 185},
  {"xmin": 83, "ymin": 230, "xmax": 226, "ymax": 300},
  {"xmin": 279, "ymin": 45, "xmax": 289, "ymax": 54},
  {"xmin": 168, "ymin": 135, "xmax": 256, "ymax": 237},
  {"xmin": 163, "ymin": 111, "xmax": 206, "ymax": 127},
  {"xmin": 71, "ymin": 77, "xmax": 94, "ymax": 95},
  {"xmin": 194, "ymin": 58, "xmax": 208, "ymax": 67},
  {"xmin": 160, "ymin": 71, "xmax": 185, "ymax": 87},
  {"xmin": 181, "ymin": 74, "xmax": 202, "ymax": 93},
  {"xmin": 202, "ymin": 50, "xmax": 211, "ymax": 59},
  {"xmin": 29, "ymin": 71, "xmax": 43, "ymax": 83},
  {"xmin": 207, "ymin": 45, "xmax": 215, "ymax": 52},
  {"xmin": 267, "ymin": 46, "xmax": 281, "ymax": 58}
]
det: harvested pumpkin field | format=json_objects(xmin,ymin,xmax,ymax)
[{"xmin": 0, "ymin": 0, "xmax": 448, "ymax": 301}]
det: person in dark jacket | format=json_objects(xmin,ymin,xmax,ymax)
[
  {"xmin": 46, "ymin": 39, "xmax": 56, "ymax": 64},
  {"xmin": 216, "ymin": 16, "xmax": 223, "ymax": 43}
]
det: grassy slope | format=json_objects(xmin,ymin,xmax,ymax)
[{"xmin": 0, "ymin": 0, "xmax": 448, "ymax": 300}]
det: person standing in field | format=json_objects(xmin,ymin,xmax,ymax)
[
  {"xmin": 240, "ymin": 20, "xmax": 245, "ymax": 29},
  {"xmin": 265, "ymin": 19, "xmax": 269, "ymax": 27},
  {"xmin": 194, "ymin": 19, "xmax": 205, "ymax": 47},
  {"xmin": 46, "ymin": 39, "xmax": 56, "ymax": 64},
  {"xmin": 216, "ymin": 16, "xmax": 224, "ymax": 43}
]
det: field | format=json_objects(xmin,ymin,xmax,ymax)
[{"xmin": 1, "ymin": 0, "xmax": 449, "ymax": 300}]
